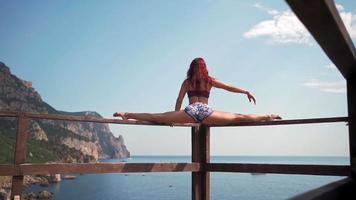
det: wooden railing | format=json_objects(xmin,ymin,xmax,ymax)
[{"xmin": 0, "ymin": 111, "xmax": 350, "ymax": 200}]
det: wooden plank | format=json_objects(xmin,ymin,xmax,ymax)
[
  {"xmin": 201, "ymin": 126, "xmax": 210, "ymax": 200},
  {"xmin": 13, "ymin": 117, "xmax": 29, "ymax": 164},
  {"xmin": 286, "ymin": 0, "xmax": 356, "ymax": 79},
  {"xmin": 192, "ymin": 125, "xmax": 210, "ymax": 163},
  {"xmin": 1, "ymin": 162, "xmax": 349, "ymax": 176},
  {"xmin": 0, "ymin": 111, "xmax": 198, "ymax": 127},
  {"xmin": 290, "ymin": 177, "xmax": 355, "ymax": 200},
  {"xmin": 192, "ymin": 127, "xmax": 200, "ymax": 162},
  {"xmin": 0, "ymin": 111, "xmax": 348, "ymax": 127},
  {"xmin": 209, "ymin": 117, "xmax": 348, "ymax": 127},
  {"xmin": 192, "ymin": 126, "xmax": 201, "ymax": 200},
  {"xmin": 192, "ymin": 125, "xmax": 210, "ymax": 200},
  {"xmin": 347, "ymin": 77, "xmax": 356, "ymax": 178},
  {"xmin": 207, "ymin": 163, "xmax": 350, "ymax": 176},
  {"xmin": 11, "ymin": 176, "xmax": 23, "ymax": 200},
  {"xmin": 0, "ymin": 110, "xmax": 18, "ymax": 117},
  {"xmin": 0, "ymin": 165, "xmax": 18, "ymax": 176},
  {"xmin": 0, "ymin": 163, "xmax": 201, "ymax": 175},
  {"xmin": 11, "ymin": 117, "xmax": 29, "ymax": 200}
]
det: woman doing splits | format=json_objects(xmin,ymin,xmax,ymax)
[{"xmin": 113, "ymin": 57, "xmax": 281, "ymax": 125}]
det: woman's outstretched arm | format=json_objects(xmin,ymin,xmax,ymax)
[
  {"xmin": 211, "ymin": 79, "xmax": 256, "ymax": 104},
  {"xmin": 175, "ymin": 80, "xmax": 187, "ymax": 111}
]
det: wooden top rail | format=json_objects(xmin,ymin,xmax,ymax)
[
  {"xmin": 0, "ymin": 111, "xmax": 348, "ymax": 127},
  {"xmin": 0, "ymin": 110, "xmax": 199, "ymax": 127},
  {"xmin": 209, "ymin": 117, "xmax": 348, "ymax": 127}
]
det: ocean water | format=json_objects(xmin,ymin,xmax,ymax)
[{"xmin": 25, "ymin": 156, "xmax": 349, "ymax": 200}]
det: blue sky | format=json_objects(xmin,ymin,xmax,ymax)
[{"xmin": 1, "ymin": 0, "xmax": 355, "ymax": 156}]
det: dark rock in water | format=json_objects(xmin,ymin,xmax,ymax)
[
  {"xmin": 38, "ymin": 190, "xmax": 53, "ymax": 199},
  {"xmin": 23, "ymin": 190, "xmax": 53, "ymax": 199},
  {"xmin": 24, "ymin": 175, "xmax": 50, "ymax": 187},
  {"xmin": 23, "ymin": 192, "xmax": 37, "ymax": 200},
  {"xmin": 0, "ymin": 188, "xmax": 8, "ymax": 200}
]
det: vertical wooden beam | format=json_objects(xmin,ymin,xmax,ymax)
[
  {"xmin": 286, "ymin": 0, "xmax": 356, "ymax": 79},
  {"xmin": 347, "ymin": 76, "xmax": 356, "ymax": 179},
  {"xmin": 192, "ymin": 125, "xmax": 210, "ymax": 200},
  {"xmin": 11, "ymin": 116, "xmax": 29, "ymax": 200}
]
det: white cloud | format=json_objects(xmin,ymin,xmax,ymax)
[
  {"xmin": 302, "ymin": 78, "xmax": 346, "ymax": 94},
  {"xmin": 244, "ymin": 3, "xmax": 356, "ymax": 44},
  {"xmin": 253, "ymin": 2, "xmax": 262, "ymax": 9},
  {"xmin": 252, "ymin": 3, "xmax": 279, "ymax": 15},
  {"xmin": 244, "ymin": 9, "xmax": 310, "ymax": 44},
  {"xmin": 302, "ymin": 63, "xmax": 345, "ymax": 93}
]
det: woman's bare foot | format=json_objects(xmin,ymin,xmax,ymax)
[
  {"xmin": 266, "ymin": 114, "xmax": 282, "ymax": 121},
  {"xmin": 113, "ymin": 112, "xmax": 128, "ymax": 120}
]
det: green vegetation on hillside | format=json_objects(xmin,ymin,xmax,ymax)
[
  {"xmin": 0, "ymin": 119, "xmax": 16, "ymax": 164},
  {"xmin": 0, "ymin": 133, "xmax": 15, "ymax": 164},
  {"xmin": 26, "ymin": 139, "xmax": 95, "ymax": 163},
  {"xmin": 26, "ymin": 139, "xmax": 59, "ymax": 163},
  {"xmin": 0, "ymin": 119, "xmax": 95, "ymax": 164}
]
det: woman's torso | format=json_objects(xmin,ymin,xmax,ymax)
[{"xmin": 185, "ymin": 80, "xmax": 212, "ymax": 105}]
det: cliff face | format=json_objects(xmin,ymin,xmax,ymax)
[
  {"xmin": 0, "ymin": 62, "xmax": 129, "ymax": 163},
  {"xmin": 0, "ymin": 63, "xmax": 53, "ymax": 113}
]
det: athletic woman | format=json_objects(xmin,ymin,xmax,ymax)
[{"xmin": 113, "ymin": 57, "xmax": 281, "ymax": 125}]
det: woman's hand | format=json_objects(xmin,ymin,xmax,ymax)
[{"xmin": 246, "ymin": 91, "xmax": 256, "ymax": 104}]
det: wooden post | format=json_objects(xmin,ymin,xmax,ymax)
[
  {"xmin": 347, "ymin": 76, "xmax": 356, "ymax": 179},
  {"xmin": 11, "ymin": 116, "xmax": 29, "ymax": 200},
  {"xmin": 192, "ymin": 125, "xmax": 210, "ymax": 200}
]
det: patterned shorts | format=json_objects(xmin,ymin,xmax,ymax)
[{"xmin": 184, "ymin": 102, "xmax": 213, "ymax": 123}]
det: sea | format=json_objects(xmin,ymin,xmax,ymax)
[{"xmin": 25, "ymin": 156, "xmax": 349, "ymax": 200}]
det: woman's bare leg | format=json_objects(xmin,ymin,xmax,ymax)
[
  {"xmin": 202, "ymin": 111, "xmax": 281, "ymax": 125},
  {"xmin": 113, "ymin": 111, "xmax": 195, "ymax": 124}
]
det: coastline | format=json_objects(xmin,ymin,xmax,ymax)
[
  {"xmin": 0, "ymin": 173, "xmax": 79, "ymax": 200},
  {"xmin": 0, "ymin": 175, "xmax": 56, "ymax": 200}
]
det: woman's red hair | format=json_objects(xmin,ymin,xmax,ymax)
[{"xmin": 186, "ymin": 57, "xmax": 213, "ymax": 88}]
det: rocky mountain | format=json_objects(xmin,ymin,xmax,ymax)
[{"xmin": 0, "ymin": 62, "xmax": 129, "ymax": 163}]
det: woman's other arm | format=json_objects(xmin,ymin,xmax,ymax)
[
  {"xmin": 175, "ymin": 80, "xmax": 187, "ymax": 111},
  {"xmin": 211, "ymin": 79, "xmax": 256, "ymax": 104}
]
